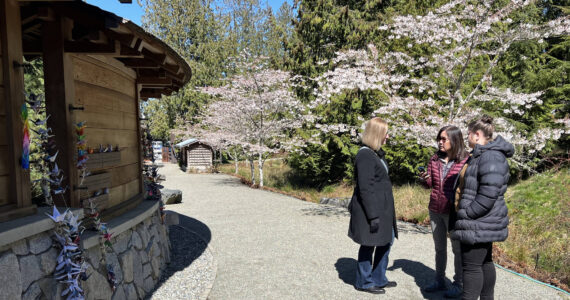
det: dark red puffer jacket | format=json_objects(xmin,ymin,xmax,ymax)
[{"xmin": 424, "ymin": 153, "xmax": 468, "ymax": 214}]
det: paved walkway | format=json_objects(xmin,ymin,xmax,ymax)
[{"xmin": 157, "ymin": 163, "xmax": 568, "ymax": 300}]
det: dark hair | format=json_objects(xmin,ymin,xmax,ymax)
[
  {"xmin": 437, "ymin": 125, "xmax": 467, "ymax": 162},
  {"xmin": 468, "ymin": 116, "xmax": 494, "ymax": 139}
]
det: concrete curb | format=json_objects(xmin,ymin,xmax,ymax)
[{"xmin": 171, "ymin": 225, "xmax": 218, "ymax": 300}]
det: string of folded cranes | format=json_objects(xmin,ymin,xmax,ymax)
[{"xmin": 21, "ymin": 93, "xmax": 117, "ymax": 299}]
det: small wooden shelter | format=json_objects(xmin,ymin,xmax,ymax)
[
  {"xmin": 175, "ymin": 138, "xmax": 214, "ymax": 170},
  {"xmin": 0, "ymin": 0, "xmax": 191, "ymax": 222}
]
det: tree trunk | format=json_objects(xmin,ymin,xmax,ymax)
[
  {"xmin": 258, "ymin": 153, "xmax": 264, "ymax": 187},
  {"xmin": 248, "ymin": 157, "xmax": 255, "ymax": 186},
  {"xmin": 234, "ymin": 149, "xmax": 239, "ymax": 174}
]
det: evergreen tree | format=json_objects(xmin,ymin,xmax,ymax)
[{"xmin": 141, "ymin": 0, "xmax": 234, "ymax": 140}]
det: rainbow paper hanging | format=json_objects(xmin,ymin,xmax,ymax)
[{"xmin": 21, "ymin": 103, "xmax": 30, "ymax": 170}]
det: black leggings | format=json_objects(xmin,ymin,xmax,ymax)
[{"xmin": 461, "ymin": 242, "xmax": 496, "ymax": 300}]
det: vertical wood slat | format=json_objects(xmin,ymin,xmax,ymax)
[
  {"xmin": 135, "ymin": 84, "xmax": 143, "ymax": 195},
  {"xmin": 42, "ymin": 17, "xmax": 79, "ymax": 208},
  {"xmin": 0, "ymin": 175, "xmax": 9, "ymax": 205},
  {"xmin": 0, "ymin": 0, "xmax": 33, "ymax": 212}
]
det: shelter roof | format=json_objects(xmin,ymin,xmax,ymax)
[
  {"xmin": 174, "ymin": 138, "xmax": 198, "ymax": 148},
  {"xmin": 174, "ymin": 138, "xmax": 214, "ymax": 149},
  {"xmin": 20, "ymin": 1, "xmax": 192, "ymax": 99}
]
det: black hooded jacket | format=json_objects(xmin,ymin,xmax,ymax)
[{"xmin": 451, "ymin": 135, "xmax": 514, "ymax": 245}]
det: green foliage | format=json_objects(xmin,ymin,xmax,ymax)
[
  {"xmin": 141, "ymin": 0, "xmax": 235, "ymax": 138},
  {"xmin": 141, "ymin": 0, "xmax": 296, "ymax": 140},
  {"xmin": 289, "ymin": 0, "xmax": 388, "ymax": 77},
  {"xmin": 383, "ymin": 136, "xmax": 433, "ymax": 183},
  {"xmin": 289, "ymin": 0, "xmax": 570, "ymax": 186},
  {"xmin": 288, "ymin": 0, "xmax": 451, "ymax": 185},
  {"xmin": 23, "ymin": 59, "xmax": 47, "ymax": 201},
  {"xmin": 491, "ymin": 2, "xmax": 570, "ymax": 158}
]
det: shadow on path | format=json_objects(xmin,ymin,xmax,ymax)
[
  {"xmin": 335, "ymin": 257, "xmax": 357, "ymax": 286},
  {"xmin": 388, "ymin": 259, "xmax": 450, "ymax": 300},
  {"xmin": 211, "ymin": 176, "xmax": 245, "ymax": 188},
  {"xmin": 301, "ymin": 205, "xmax": 351, "ymax": 217},
  {"xmin": 146, "ymin": 214, "xmax": 212, "ymax": 299}
]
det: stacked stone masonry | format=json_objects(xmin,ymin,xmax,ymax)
[{"xmin": 0, "ymin": 207, "xmax": 171, "ymax": 300}]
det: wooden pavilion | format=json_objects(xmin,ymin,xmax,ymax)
[
  {"xmin": 0, "ymin": 0, "xmax": 191, "ymax": 222},
  {"xmin": 0, "ymin": 1, "xmax": 192, "ymax": 299}
]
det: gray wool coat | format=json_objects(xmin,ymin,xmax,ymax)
[
  {"xmin": 451, "ymin": 135, "xmax": 514, "ymax": 245},
  {"xmin": 348, "ymin": 147, "xmax": 398, "ymax": 246}
]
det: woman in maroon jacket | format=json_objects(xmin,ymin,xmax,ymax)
[{"xmin": 419, "ymin": 125, "xmax": 469, "ymax": 298}]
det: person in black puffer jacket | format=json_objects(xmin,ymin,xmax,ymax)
[{"xmin": 451, "ymin": 116, "xmax": 514, "ymax": 300}]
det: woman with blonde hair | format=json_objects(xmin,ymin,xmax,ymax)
[{"xmin": 348, "ymin": 117, "xmax": 398, "ymax": 294}]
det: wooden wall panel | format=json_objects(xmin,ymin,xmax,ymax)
[
  {"xmin": 72, "ymin": 55, "xmax": 142, "ymax": 208},
  {"xmin": 75, "ymin": 81, "xmax": 137, "ymax": 114},
  {"xmin": 0, "ymin": 115, "xmax": 6, "ymax": 144},
  {"xmin": 72, "ymin": 57, "xmax": 135, "ymax": 98},
  {"xmin": 0, "ymin": 145, "xmax": 7, "ymax": 175},
  {"xmin": 84, "ymin": 128, "xmax": 138, "ymax": 148},
  {"xmin": 0, "ymin": 0, "xmax": 33, "ymax": 214},
  {"xmin": 110, "ymin": 163, "xmax": 139, "ymax": 187},
  {"xmin": 0, "ymin": 86, "xmax": 5, "ymax": 116},
  {"xmin": 75, "ymin": 110, "xmax": 137, "ymax": 131},
  {"xmin": 107, "ymin": 178, "xmax": 140, "ymax": 208},
  {"xmin": 0, "ymin": 176, "xmax": 8, "ymax": 205}
]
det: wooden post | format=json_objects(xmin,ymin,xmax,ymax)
[
  {"xmin": 135, "ymin": 83, "xmax": 143, "ymax": 195},
  {"xmin": 0, "ymin": 0, "xmax": 36, "ymax": 221},
  {"xmin": 42, "ymin": 16, "xmax": 78, "ymax": 208}
]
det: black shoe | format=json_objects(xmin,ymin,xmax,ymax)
[
  {"xmin": 355, "ymin": 286, "xmax": 386, "ymax": 294},
  {"xmin": 380, "ymin": 281, "xmax": 397, "ymax": 288}
]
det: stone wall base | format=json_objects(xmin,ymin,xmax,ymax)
[{"xmin": 0, "ymin": 200, "xmax": 171, "ymax": 300}]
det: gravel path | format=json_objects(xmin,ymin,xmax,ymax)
[
  {"xmin": 156, "ymin": 163, "xmax": 568, "ymax": 300},
  {"xmin": 149, "ymin": 225, "xmax": 216, "ymax": 300}
]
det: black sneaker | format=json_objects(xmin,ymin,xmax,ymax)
[
  {"xmin": 355, "ymin": 286, "xmax": 386, "ymax": 294},
  {"xmin": 380, "ymin": 281, "xmax": 397, "ymax": 288}
]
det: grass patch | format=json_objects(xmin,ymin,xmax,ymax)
[{"xmin": 497, "ymin": 168, "xmax": 569, "ymax": 290}]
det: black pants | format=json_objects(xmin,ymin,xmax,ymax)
[{"xmin": 461, "ymin": 242, "xmax": 496, "ymax": 300}]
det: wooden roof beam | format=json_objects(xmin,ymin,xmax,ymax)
[
  {"xmin": 137, "ymin": 77, "xmax": 172, "ymax": 86},
  {"xmin": 141, "ymin": 48, "xmax": 166, "ymax": 65},
  {"xmin": 23, "ymin": 39, "xmax": 42, "ymax": 55},
  {"xmin": 64, "ymin": 40, "xmax": 117, "ymax": 54},
  {"xmin": 137, "ymin": 69, "xmax": 166, "ymax": 78},
  {"xmin": 23, "ymin": 23, "xmax": 42, "ymax": 34},
  {"xmin": 120, "ymin": 58, "xmax": 160, "ymax": 68},
  {"xmin": 119, "ymin": 44, "xmax": 144, "ymax": 58},
  {"xmin": 140, "ymin": 88, "xmax": 166, "ymax": 99},
  {"xmin": 120, "ymin": 47, "xmax": 180, "ymax": 75},
  {"xmin": 45, "ymin": 4, "xmax": 120, "ymax": 30},
  {"xmin": 104, "ymin": 29, "xmax": 136, "ymax": 48},
  {"xmin": 71, "ymin": 25, "xmax": 100, "ymax": 41},
  {"xmin": 164, "ymin": 70, "xmax": 185, "ymax": 82}
]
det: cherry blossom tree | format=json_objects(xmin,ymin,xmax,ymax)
[
  {"xmin": 200, "ymin": 51, "xmax": 305, "ymax": 186},
  {"xmin": 308, "ymin": 0, "xmax": 569, "ymax": 170}
]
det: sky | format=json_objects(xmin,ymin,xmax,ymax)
[{"xmin": 86, "ymin": 0, "xmax": 292, "ymax": 26}]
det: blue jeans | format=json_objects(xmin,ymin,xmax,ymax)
[{"xmin": 355, "ymin": 230, "xmax": 394, "ymax": 289}]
